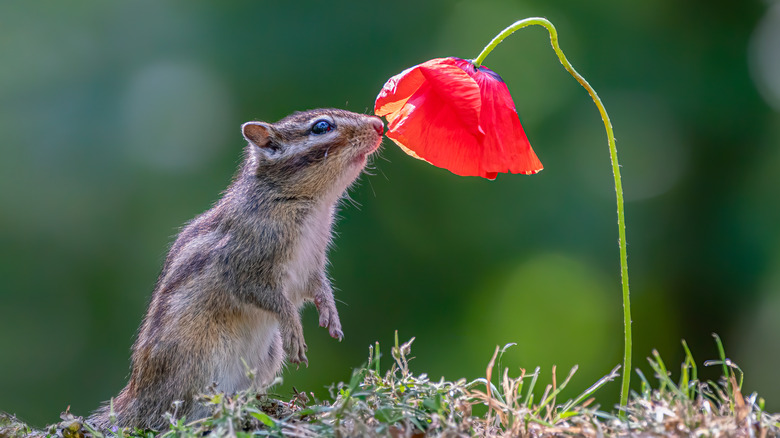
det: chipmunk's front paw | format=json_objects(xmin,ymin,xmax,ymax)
[
  {"xmin": 314, "ymin": 293, "xmax": 343, "ymax": 341},
  {"xmin": 281, "ymin": 321, "xmax": 308, "ymax": 366}
]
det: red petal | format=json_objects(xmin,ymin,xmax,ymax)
[
  {"xmin": 417, "ymin": 60, "xmax": 483, "ymax": 140},
  {"xmin": 473, "ymin": 70, "xmax": 542, "ymax": 175},
  {"xmin": 374, "ymin": 64, "xmax": 425, "ymax": 124},
  {"xmin": 375, "ymin": 58, "xmax": 458, "ymax": 125},
  {"xmin": 452, "ymin": 59, "xmax": 543, "ymax": 175},
  {"xmin": 386, "ymin": 80, "xmax": 485, "ymax": 177}
]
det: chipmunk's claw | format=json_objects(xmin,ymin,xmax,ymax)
[
  {"xmin": 282, "ymin": 318, "xmax": 308, "ymax": 365},
  {"xmin": 330, "ymin": 327, "xmax": 344, "ymax": 341},
  {"xmin": 315, "ymin": 292, "xmax": 344, "ymax": 341}
]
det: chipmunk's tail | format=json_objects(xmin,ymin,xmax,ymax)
[
  {"xmin": 87, "ymin": 389, "xmax": 141, "ymax": 431},
  {"xmin": 87, "ymin": 398, "xmax": 119, "ymax": 431},
  {"xmin": 87, "ymin": 386, "xmax": 198, "ymax": 432}
]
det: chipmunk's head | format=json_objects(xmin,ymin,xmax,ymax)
[{"xmin": 241, "ymin": 109, "xmax": 383, "ymax": 199}]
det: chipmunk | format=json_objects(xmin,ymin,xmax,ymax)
[{"xmin": 89, "ymin": 109, "xmax": 384, "ymax": 430}]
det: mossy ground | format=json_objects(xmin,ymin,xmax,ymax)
[{"xmin": 2, "ymin": 334, "xmax": 778, "ymax": 438}]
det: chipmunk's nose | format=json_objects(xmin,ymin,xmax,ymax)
[{"xmin": 369, "ymin": 117, "xmax": 384, "ymax": 136}]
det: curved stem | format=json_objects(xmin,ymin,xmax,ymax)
[{"xmin": 475, "ymin": 18, "xmax": 632, "ymax": 414}]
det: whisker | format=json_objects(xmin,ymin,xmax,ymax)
[
  {"xmin": 341, "ymin": 191, "xmax": 362, "ymax": 210},
  {"xmin": 376, "ymin": 152, "xmax": 392, "ymax": 163},
  {"xmin": 365, "ymin": 174, "xmax": 377, "ymax": 198}
]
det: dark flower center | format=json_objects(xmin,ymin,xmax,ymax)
[
  {"xmin": 452, "ymin": 57, "xmax": 506, "ymax": 83},
  {"xmin": 476, "ymin": 65, "xmax": 505, "ymax": 83}
]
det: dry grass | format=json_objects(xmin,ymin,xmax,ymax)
[{"xmin": 2, "ymin": 333, "xmax": 778, "ymax": 437}]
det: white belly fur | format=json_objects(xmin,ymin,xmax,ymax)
[
  {"xmin": 286, "ymin": 201, "xmax": 334, "ymax": 305},
  {"xmin": 214, "ymin": 307, "xmax": 281, "ymax": 393}
]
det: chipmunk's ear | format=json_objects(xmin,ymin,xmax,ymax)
[{"xmin": 242, "ymin": 121, "xmax": 279, "ymax": 159}]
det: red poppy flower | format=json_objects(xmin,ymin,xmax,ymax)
[{"xmin": 375, "ymin": 57, "xmax": 542, "ymax": 179}]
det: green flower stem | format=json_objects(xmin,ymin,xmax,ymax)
[{"xmin": 474, "ymin": 17, "xmax": 632, "ymax": 413}]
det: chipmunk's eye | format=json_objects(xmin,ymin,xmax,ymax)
[{"xmin": 311, "ymin": 119, "xmax": 334, "ymax": 135}]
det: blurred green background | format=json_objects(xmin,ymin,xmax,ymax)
[{"xmin": 2, "ymin": 0, "xmax": 779, "ymax": 427}]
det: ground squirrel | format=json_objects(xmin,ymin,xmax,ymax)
[{"xmin": 90, "ymin": 109, "xmax": 384, "ymax": 430}]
